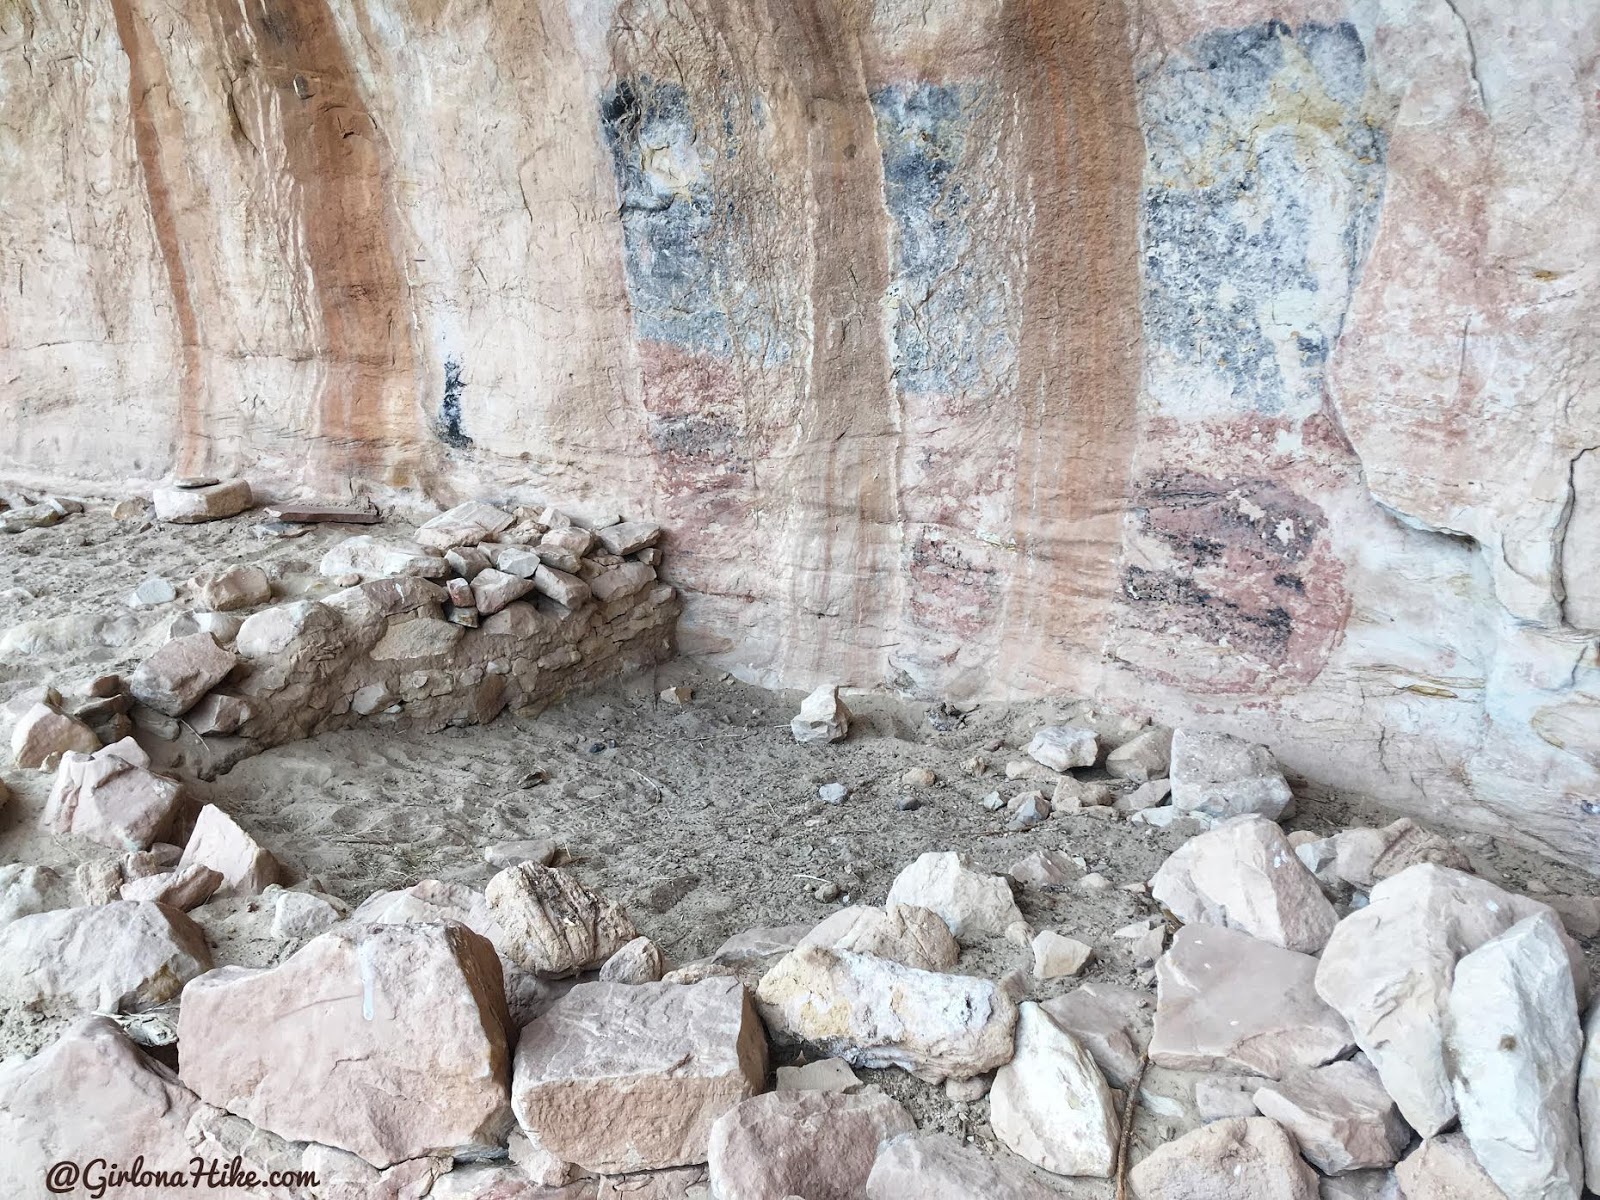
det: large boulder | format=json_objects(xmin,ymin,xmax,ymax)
[
  {"xmin": 1169, "ymin": 730, "xmax": 1292, "ymax": 820},
  {"xmin": 884, "ymin": 851, "xmax": 1028, "ymax": 944},
  {"xmin": 1151, "ymin": 925, "xmax": 1354, "ymax": 1078},
  {"xmin": 708, "ymin": 1089, "xmax": 913, "ymax": 1199},
  {"xmin": 9, "ymin": 700, "xmax": 98, "ymax": 768},
  {"xmin": 756, "ymin": 945, "xmax": 1017, "ymax": 1081},
  {"xmin": 45, "ymin": 738, "xmax": 186, "ymax": 850},
  {"xmin": 798, "ymin": 903, "xmax": 960, "ymax": 971},
  {"xmin": 415, "ymin": 500, "xmax": 515, "ymax": 550},
  {"xmin": 1151, "ymin": 815, "xmax": 1338, "ymax": 953},
  {"xmin": 1446, "ymin": 911, "xmax": 1583, "ymax": 1199},
  {"xmin": 512, "ymin": 977, "xmax": 766, "ymax": 1174},
  {"xmin": 0, "ymin": 900, "xmax": 211, "ymax": 1011},
  {"xmin": 179, "ymin": 921, "xmax": 513, "ymax": 1169},
  {"xmin": 866, "ymin": 1132, "xmax": 1061, "ymax": 1199},
  {"xmin": 179, "ymin": 804, "xmax": 281, "ymax": 898},
  {"xmin": 989, "ymin": 1001, "xmax": 1120, "ymax": 1177},
  {"xmin": 128, "ymin": 632, "xmax": 238, "ymax": 716},
  {"xmin": 0, "ymin": 1018, "xmax": 213, "ymax": 1197},
  {"xmin": 1129, "ymin": 1117, "xmax": 1318, "ymax": 1200},
  {"xmin": 1315, "ymin": 863, "xmax": 1585, "ymax": 1136},
  {"xmin": 485, "ymin": 863, "xmax": 638, "ymax": 977},
  {"xmin": 152, "ymin": 479, "xmax": 252, "ymax": 523},
  {"xmin": 1040, "ymin": 981, "xmax": 1153, "ymax": 1089},
  {"xmin": 1251, "ymin": 1059, "xmax": 1410, "ymax": 1174}
]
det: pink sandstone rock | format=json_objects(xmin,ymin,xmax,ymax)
[
  {"xmin": 512, "ymin": 977, "xmax": 767, "ymax": 1174},
  {"xmin": 129, "ymin": 632, "xmax": 239, "ymax": 716},
  {"xmin": 152, "ymin": 479, "xmax": 252, "ymax": 523},
  {"xmin": 45, "ymin": 739, "xmax": 186, "ymax": 850},
  {"xmin": 1129, "ymin": 1117, "xmax": 1318, "ymax": 1200},
  {"xmin": 0, "ymin": 900, "xmax": 211, "ymax": 1011},
  {"xmin": 120, "ymin": 862, "xmax": 224, "ymax": 909},
  {"xmin": 179, "ymin": 921, "xmax": 513, "ymax": 1169},
  {"xmin": 9, "ymin": 700, "xmax": 99, "ymax": 768},
  {"xmin": 707, "ymin": 1089, "xmax": 914, "ymax": 1200},
  {"xmin": 179, "ymin": 804, "xmax": 281, "ymax": 898}
]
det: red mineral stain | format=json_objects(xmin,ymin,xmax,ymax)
[
  {"xmin": 109, "ymin": 0, "xmax": 209, "ymax": 476},
  {"xmin": 211, "ymin": 0, "xmax": 420, "ymax": 485},
  {"xmin": 994, "ymin": 0, "xmax": 1145, "ymax": 692}
]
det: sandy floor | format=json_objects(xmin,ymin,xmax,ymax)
[{"xmin": 4, "ymin": 497, "xmax": 1598, "ymax": 1193}]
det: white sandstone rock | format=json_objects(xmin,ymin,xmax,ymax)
[
  {"xmin": 800, "ymin": 903, "xmax": 961, "ymax": 971},
  {"xmin": 990, "ymin": 1001, "xmax": 1120, "ymax": 1177},
  {"xmin": 415, "ymin": 500, "xmax": 515, "ymax": 549},
  {"xmin": 513, "ymin": 977, "xmax": 766, "ymax": 1173},
  {"xmin": 1107, "ymin": 726, "xmax": 1173, "ymax": 782},
  {"xmin": 485, "ymin": 862, "xmax": 638, "ymax": 977},
  {"xmin": 709, "ymin": 1089, "xmax": 914, "ymax": 1200},
  {"xmin": 120, "ymin": 863, "xmax": 223, "ymax": 910},
  {"xmin": 599, "ymin": 935, "xmax": 665, "ymax": 983},
  {"xmin": 1151, "ymin": 815, "xmax": 1338, "ymax": 953},
  {"xmin": 1169, "ymin": 729, "xmax": 1293, "ymax": 820},
  {"xmin": 756, "ymin": 945, "xmax": 1017, "ymax": 1080},
  {"xmin": 1033, "ymin": 930, "xmax": 1094, "ymax": 979},
  {"xmin": 1447, "ymin": 910, "xmax": 1583, "ymax": 1200},
  {"xmin": 270, "ymin": 888, "xmax": 347, "ymax": 940},
  {"xmin": 1151, "ymin": 925, "xmax": 1354, "ymax": 1078},
  {"xmin": 1025, "ymin": 725, "xmax": 1099, "ymax": 771},
  {"xmin": 1293, "ymin": 818, "xmax": 1470, "ymax": 895},
  {"xmin": 1315, "ymin": 863, "xmax": 1584, "ymax": 1136},
  {"xmin": 1041, "ymin": 981, "xmax": 1153, "ymax": 1089},
  {"xmin": 1395, "ymin": 1134, "xmax": 1507, "ymax": 1200},
  {"xmin": 10, "ymin": 700, "xmax": 98, "ymax": 768},
  {"xmin": 1194, "ymin": 1074, "xmax": 1260, "ymax": 1121},
  {"xmin": 45, "ymin": 739, "xmax": 185, "ymax": 850},
  {"xmin": 792, "ymin": 684, "xmax": 852, "ymax": 743},
  {"xmin": 319, "ymin": 536, "xmax": 450, "ymax": 581},
  {"xmin": 192, "ymin": 563, "xmax": 273, "ymax": 612},
  {"xmin": 1252, "ymin": 1059, "xmax": 1410, "ymax": 1174},
  {"xmin": 776, "ymin": 1057, "xmax": 861, "ymax": 1093},
  {"xmin": 885, "ymin": 851, "xmax": 1029, "ymax": 944},
  {"xmin": 0, "ymin": 864, "xmax": 71, "ymax": 927},
  {"xmin": 1129, "ymin": 1117, "xmax": 1318, "ymax": 1200},
  {"xmin": 152, "ymin": 479, "xmax": 252, "ymax": 523},
  {"xmin": 866, "ymin": 1131, "xmax": 1061, "ymax": 1199}
]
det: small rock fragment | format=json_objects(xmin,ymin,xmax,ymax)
[
  {"xmin": 1025, "ymin": 726, "xmax": 1098, "ymax": 771},
  {"xmin": 818, "ymin": 782, "xmax": 849, "ymax": 805},
  {"xmin": 269, "ymin": 889, "xmax": 346, "ymax": 940},
  {"xmin": 799, "ymin": 903, "xmax": 960, "ymax": 972},
  {"xmin": 1169, "ymin": 729, "xmax": 1293, "ymax": 820},
  {"xmin": 127, "ymin": 576, "xmax": 178, "ymax": 608},
  {"xmin": 1041, "ymin": 982, "xmax": 1153, "ymax": 1089},
  {"xmin": 600, "ymin": 936, "xmax": 665, "ymax": 984},
  {"xmin": 184, "ymin": 691, "xmax": 253, "ymax": 736},
  {"xmin": 1009, "ymin": 849, "xmax": 1079, "ymax": 886},
  {"xmin": 415, "ymin": 500, "xmax": 515, "ymax": 550},
  {"xmin": 792, "ymin": 684, "xmax": 851, "ymax": 744},
  {"xmin": 990, "ymin": 1002, "xmax": 1120, "ymax": 1177},
  {"xmin": 1052, "ymin": 776, "xmax": 1113, "ymax": 808},
  {"xmin": 885, "ymin": 851, "xmax": 1029, "ymax": 944},
  {"xmin": 660, "ymin": 685, "xmax": 692, "ymax": 705},
  {"xmin": 120, "ymin": 864, "xmax": 223, "ymax": 910},
  {"xmin": 777, "ymin": 1058, "xmax": 861, "ymax": 1093},
  {"xmin": 1007, "ymin": 792, "xmax": 1052, "ymax": 831},
  {"xmin": 1194, "ymin": 1074, "xmax": 1260, "ymax": 1121},
  {"xmin": 0, "ymin": 864, "xmax": 71, "ymax": 928},
  {"xmin": 10, "ymin": 701, "xmax": 99, "ymax": 768},
  {"xmin": 470, "ymin": 568, "xmax": 535, "ymax": 615},
  {"xmin": 129, "ymin": 633, "xmax": 238, "ymax": 717},
  {"xmin": 192, "ymin": 564, "xmax": 272, "ymax": 612},
  {"xmin": 1032, "ymin": 930, "xmax": 1093, "ymax": 979},
  {"xmin": 902, "ymin": 766, "xmax": 936, "ymax": 788}
]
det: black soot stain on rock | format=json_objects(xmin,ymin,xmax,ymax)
[{"xmin": 436, "ymin": 357, "xmax": 472, "ymax": 449}]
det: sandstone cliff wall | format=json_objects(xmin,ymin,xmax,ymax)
[{"xmin": 2, "ymin": 1, "xmax": 1597, "ymax": 860}]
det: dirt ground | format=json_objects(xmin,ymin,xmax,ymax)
[{"xmin": 3, "ymin": 498, "xmax": 1598, "ymax": 1195}]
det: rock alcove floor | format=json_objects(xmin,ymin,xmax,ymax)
[{"xmin": 2, "ymin": 496, "xmax": 1598, "ymax": 1198}]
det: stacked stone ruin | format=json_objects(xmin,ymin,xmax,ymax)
[{"xmin": 79, "ymin": 490, "xmax": 679, "ymax": 761}]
